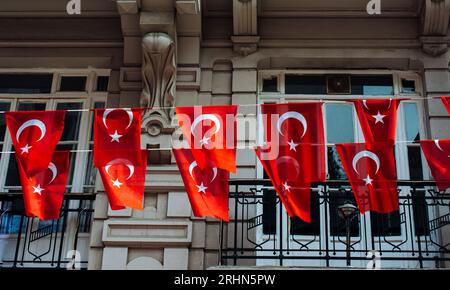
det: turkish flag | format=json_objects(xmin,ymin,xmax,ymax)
[
  {"xmin": 420, "ymin": 139, "xmax": 450, "ymax": 192},
  {"xmin": 352, "ymin": 99, "xmax": 404, "ymax": 146},
  {"xmin": 260, "ymin": 103, "xmax": 326, "ymax": 182},
  {"xmin": 173, "ymin": 148, "xmax": 229, "ymax": 221},
  {"xmin": 93, "ymin": 108, "xmax": 143, "ymax": 167},
  {"xmin": 255, "ymin": 145, "xmax": 313, "ymax": 222},
  {"xmin": 6, "ymin": 110, "xmax": 66, "ymax": 176},
  {"xmin": 176, "ymin": 105, "xmax": 237, "ymax": 173},
  {"xmin": 97, "ymin": 150, "xmax": 147, "ymax": 210},
  {"xmin": 440, "ymin": 97, "xmax": 450, "ymax": 115},
  {"xmin": 336, "ymin": 143, "xmax": 399, "ymax": 214},
  {"xmin": 17, "ymin": 151, "xmax": 69, "ymax": 220}
]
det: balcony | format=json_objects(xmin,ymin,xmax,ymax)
[
  {"xmin": 221, "ymin": 180, "xmax": 450, "ymax": 269},
  {"xmin": 0, "ymin": 193, "xmax": 94, "ymax": 269}
]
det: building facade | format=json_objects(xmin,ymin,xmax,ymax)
[{"xmin": 0, "ymin": 0, "xmax": 449, "ymax": 269}]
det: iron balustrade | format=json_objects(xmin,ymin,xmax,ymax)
[
  {"xmin": 221, "ymin": 179, "xmax": 450, "ymax": 269},
  {"xmin": 0, "ymin": 192, "xmax": 95, "ymax": 269}
]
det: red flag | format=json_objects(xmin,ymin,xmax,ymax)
[
  {"xmin": 173, "ymin": 148, "xmax": 229, "ymax": 221},
  {"xmin": 93, "ymin": 108, "xmax": 143, "ymax": 167},
  {"xmin": 336, "ymin": 143, "xmax": 398, "ymax": 214},
  {"xmin": 260, "ymin": 102, "xmax": 326, "ymax": 182},
  {"xmin": 176, "ymin": 105, "xmax": 237, "ymax": 173},
  {"xmin": 17, "ymin": 151, "xmax": 69, "ymax": 220},
  {"xmin": 97, "ymin": 150, "xmax": 147, "ymax": 210},
  {"xmin": 420, "ymin": 139, "xmax": 450, "ymax": 192},
  {"xmin": 255, "ymin": 146, "xmax": 312, "ymax": 222},
  {"xmin": 6, "ymin": 110, "xmax": 66, "ymax": 176},
  {"xmin": 440, "ymin": 96, "xmax": 450, "ymax": 115},
  {"xmin": 352, "ymin": 99, "xmax": 404, "ymax": 146}
]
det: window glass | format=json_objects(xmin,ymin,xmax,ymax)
[
  {"xmin": 351, "ymin": 75, "xmax": 394, "ymax": 95},
  {"xmin": 290, "ymin": 192, "xmax": 320, "ymax": 235},
  {"xmin": 56, "ymin": 102, "xmax": 83, "ymax": 141},
  {"xmin": 0, "ymin": 102, "xmax": 11, "ymax": 147},
  {"xmin": 412, "ymin": 190, "xmax": 430, "ymax": 236},
  {"xmin": 0, "ymin": 74, "xmax": 53, "ymax": 94},
  {"xmin": 370, "ymin": 211, "xmax": 401, "ymax": 236},
  {"xmin": 401, "ymin": 79, "xmax": 416, "ymax": 93},
  {"xmin": 285, "ymin": 75, "xmax": 326, "ymax": 94},
  {"xmin": 262, "ymin": 76, "xmax": 278, "ymax": 92},
  {"xmin": 404, "ymin": 103, "xmax": 420, "ymax": 142},
  {"xmin": 96, "ymin": 76, "xmax": 109, "ymax": 92},
  {"xmin": 326, "ymin": 104, "xmax": 355, "ymax": 144},
  {"xmin": 59, "ymin": 76, "xmax": 87, "ymax": 92},
  {"xmin": 262, "ymin": 189, "xmax": 277, "ymax": 235}
]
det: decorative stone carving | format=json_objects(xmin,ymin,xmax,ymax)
[
  {"xmin": 420, "ymin": 0, "xmax": 450, "ymax": 56},
  {"xmin": 232, "ymin": 0, "xmax": 259, "ymax": 56},
  {"xmin": 141, "ymin": 32, "xmax": 176, "ymax": 120}
]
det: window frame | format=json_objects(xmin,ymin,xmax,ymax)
[
  {"xmin": 0, "ymin": 68, "xmax": 109, "ymax": 194},
  {"xmin": 257, "ymin": 69, "xmax": 429, "ymax": 241}
]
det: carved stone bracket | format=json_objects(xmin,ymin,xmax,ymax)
[
  {"xmin": 232, "ymin": 0, "xmax": 259, "ymax": 56},
  {"xmin": 420, "ymin": 0, "xmax": 450, "ymax": 56},
  {"xmin": 141, "ymin": 32, "xmax": 176, "ymax": 122}
]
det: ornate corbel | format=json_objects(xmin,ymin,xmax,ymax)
[
  {"xmin": 420, "ymin": 0, "xmax": 450, "ymax": 56},
  {"xmin": 232, "ymin": 0, "xmax": 260, "ymax": 56},
  {"xmin": 141, "ymin": 32, "xmax": 176, "ymax": 122}
]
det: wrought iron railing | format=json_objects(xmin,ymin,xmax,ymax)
[
  {"xmin": 221, "ymin": 180, "xmax": 450, "ymax": 269},
  {"xmin": 0, "ymin": 193, "xmax": 95, "ymax": 269}
]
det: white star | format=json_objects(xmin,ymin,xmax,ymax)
[
  {"xmin": 363, "ymin": 175, "xmax": 374, "ymax": 186},
  {"xmin": 199, "ymin": 136, "xmax": 210, "ymax": 146},
  {"xmin": 110, "ymin": 130, "xmax": 123, "ymax": 143},
  {"xmin": 282, "ymin": 182, "xmax": 292, "ymax": 192},
  {"xmin": 32, "ymin": 184, "xmax": 44, "ymax": 195},
  {"xmin": 372, "ymin": 111, "xmax": 386, "ymax": 124},
  {"xmin": 196, "ymin": 182, "xmax": 208, "ymax": 194},
  {"xmin": 20, "ymin": 144, "xmax": 32, "ymax": 154},
  {"xmin": 112, "ymin": 178, "xmax": 123, "ymax": 188},
  {"xmin": 287, "ymin": 139, "xmax": 298, "ymax": 152}
]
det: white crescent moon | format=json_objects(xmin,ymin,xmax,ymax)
[
  {"xmin": 188, "ymin": 160, "xmax": 218, "ymax": 183},
  {"xmin": 277, "ymin": 111, "xmax": 308, "ymax": 139},
  {"xmin": 362, "ymin": 99, "xmax": 392, "ymax": 111},
  {"xmin": 352, "ymin": 150, "xmax": 380, "ymax": 176},
  {"xmin": 363, "ymin": 100, "xmax": 370, "ymax": 110},
  {"xmin": 434, "ymin": 139, "xmax": 445, "ymax": 152},
  {"xmin": 105, "ymin": 159, "xmax": 135, "ymax": 180},
  {"xmin": 102, "ymin": 108, "xmax": 133, "ymax": 130},
  {"xmin": 190, "ymin": 114, "xmax": 221, "ymax": 136},
  {"xmin": 276, "ymin": 156, "xmax": 301, "ymax": 177},
  {"xmin": 16, "ymin": 119, "xmax": 46, "ymax": 143},
  {"xmin": 48, "ymin": 162, "xmax": 57, "ymax": 184}
]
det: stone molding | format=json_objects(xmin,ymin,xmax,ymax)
[
  {"xmin": 232, "ymin": 0, "xmax": 259, "ymax": 56},
  {"xmin": 420, "ymin": 0, "xmax": 450, "ymax": 56},
  {"xmin": 102, "ymin": 220, "xmax": 192, "ymax": 247}
]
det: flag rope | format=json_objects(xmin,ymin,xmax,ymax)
[{"xmin": 0, "ymin": 96, "xmax": 446, "ymax": 114}]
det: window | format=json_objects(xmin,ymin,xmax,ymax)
[
  {"xmin": 59, "ymin": 76, "xmax": 87, "ymax": 92},
  {"xmin": 262, "ymin": 189, "xmax": 277, "ymax": 235},
  {"xmin": 258, "ymin": 70, "xmax": 426, "ymax": 241},
  {"xmin": 0, "ymin": 74, "xmax": 53, "ymax": 94},
  {"xmin": 290, "ymin": 192, "xmax": 320, "ymax": 236},
  {"xmin": 0, "ymin": 69, "xmax": 108, "ymax": 194},
  {"xmin": 96, "ymin": 76, "xmax": 110, "ymax": 92}
]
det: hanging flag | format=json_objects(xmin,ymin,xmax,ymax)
[
  {"xmin": 173, "ymin": 148, "xmax": 229, "ymax": 221},
  {"xmin": 260, "ymin": 102, "xmax": 326, "ymax": 182},
  {"xmin": 352, "ymin": 98, "xmax": 404, "ymax": 146},
  {"xmin": 440, "ymin": 96, "xmax": 450, "ymax": 115},
  {"xmin": 97, "ymin": 149, "xmax": 147, "ymax": 210},
  {"xmin": 420, "ymin": 139, "xmax": 450, "ymax": 192},
  {"xmin": 255, "ymin": 146, "xmax": 312, "ymax": 222},
  {"xmin": 93, "ymin": 108, "xmax": 143, "ymax": 167},
  {"xmin": 336, "ymin": 143, "xmax": 398, "ymax": 214},
  {"xmin": 17, "ymin": 151, "xmax": 69, "ymax": 220},
  {"xmin": 6, "ymin": 110, "xmax": 66, "ymax": 176},
  {"xmin": 176, "ymin": 105, "xmax": 237, "ymax": 173}
]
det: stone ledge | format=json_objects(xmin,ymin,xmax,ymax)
[{"xmin": 102, "ymin": 219, "xmax": 192, "ymax": 247}]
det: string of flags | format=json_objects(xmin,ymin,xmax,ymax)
[{"xmin": 3, "ymin": 97, "xmax": 450, "ymax": 222}]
